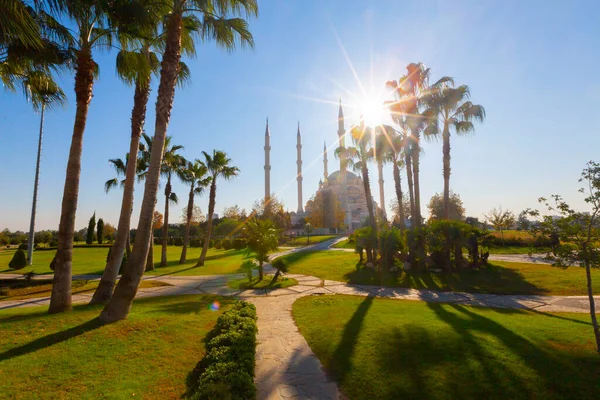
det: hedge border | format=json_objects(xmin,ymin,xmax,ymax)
[{"xmin": 189, "ymin": 300, "xmax": 258, "ymax": 400}]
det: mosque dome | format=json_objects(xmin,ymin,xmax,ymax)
[{"xmin": 327, "ymin": 170, "xmax": 359, "ymax": 181}]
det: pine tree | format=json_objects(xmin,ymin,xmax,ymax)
[
  {"xmin": 97, "ymin": 218, "xmax": 104, "ymax": 244},
  {"xmin": 86, "ymin": 213, "xmax": 96, "ymax": 245}
]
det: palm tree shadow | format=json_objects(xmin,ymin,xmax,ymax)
[
  {"xmin": 0, "ymin": 318, "xmax": 103, "ymax": 362},
  {"xmin": 329, "ymin": 295, "xmax": 373, "ymax": 383}
]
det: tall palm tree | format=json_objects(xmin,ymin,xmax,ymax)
[
  {"xmin": 375, "ymin": 124, "xmax": 405, "ymax": 229},
  {"xmin": 423, "ymin": 83, "xmax": 486, "ymax": 219},
  {"xmin": 21, "ymin": 71, "xmax": 67, "ymax": 265},
  {"xmin": 336, "ymin": 120, "xmax": 377, "ymax": 263},
  {"xmin": 91, "ymin": 18, "xmax": 194, "ymax": 304},
  {"xmin": 49, "ymin": 2, "xmax": 144, "ymax": 313},
  {"xmin": 196, "ymin": 150, "xmax": 240, "ymax": 267},
  {"xmin": 178, "ymin": 160, "xmax": 211, "ymax": 263},
  {"xmin": 100, "ymin": 0, "xmax": 257, "ymax": 323},
  {"xmin": 160, "ymin": 138, "xmax": 185, "ymax": 267}
]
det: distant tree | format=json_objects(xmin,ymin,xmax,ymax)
[
  {"xmin": 86, "ymin": 213, "xmax": 96, "ymax": 245},
  {"xmin": 390, "ymin": 197, "xmax": 412, "ymax": 226},
  {"xmin": 523, "ymin": 161, "xmax": 600, "ymax": 353},
  {"xmin": 427, "ymin": 192, "xmax": 465, "ymax": 222},
  {"xmin": 465, "ymin": 217, "xmax": 481, "ymax": 228},
  {"xmin": 516, "ymin": 211, "xmax": 532, "ymax": 231},
  {"xmin": 103, "ymin": 223, "xmax": 116, "ymax": 242},
  {"xmin": 215, "ymin": 218, "xmax": 242, "ymax": 238},
  {"xmin": 180, "ymin": 205, "xmax": 205, "ymax": 225},
  {"xmin": 96, "ymin": 218, "xmax": 104, "ymax": 244},
  {"xmin": 223, "ymin": 205, "xmax": 244, "ymax": 221},
  {"xmin": 146, "ymin": 211, "xmax": 163, "ymax": 272},
  {"xmin": 251, "ymin": 197, "xmax": 291, "ymax": 230},
  {"xmin": 244, "ymin": 218, "xmax": 279, "ymax": 280},
  {"xmin": 484, "ymin": 207, "xmax": 515, "ymax": 245},
  {"xmin": 305, "ymin": 190, "xmax": 345, "ymax": 229},
  {"xmin": 34, "ymin": 230, "xmax": 53, "ymax": 245}
]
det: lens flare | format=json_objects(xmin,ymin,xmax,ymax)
[{"xmin": 209, "ymin": 301, "xmax": 220, "ymax": 311}]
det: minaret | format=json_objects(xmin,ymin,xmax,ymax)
[
  {"xmin": 323, "ymin": 141, "xmax": 328, "ymax": 182},
  {"xmin": 264, "ymin": 118, "xmax": 271, "ymax": 202},
  {"xmin": 296, "ymin": 122, "xmax": 304, "ymax": 213},
  {"xmin": 337, "ymin": 99, "xmax": 352, "ymax": 231}
]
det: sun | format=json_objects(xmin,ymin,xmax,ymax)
[{"xmin": 358, "ymin": 95, "xmax": 389, "ymax": 127}]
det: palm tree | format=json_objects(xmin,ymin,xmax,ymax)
[
  {"xmin": 423, "ymin": 83, "xmax": 486, "ymax": 219},
  {"xmin": 21, "ymin": 71, "xmax": 66, "ymax": 265},
  {"xmin": 91, "ymin": 18, "xmax": 194, "ymax": 304},
  {"xmin": 196, "ymin": 150, "xmax": 239, "ymax": 267},
  {"xmin": 178, "ymin": 160, "xmax": 211, "ymax": 264},
  {"xmin": 100, "ymin": 0, "xmax": 257, "ymax": 323},
  {"xmin": 375, "ymin": 124, "xmax": 405, "ymax": 229},
  {"xmin": 49, "ymin": 2, "xmax": 143, "ymax": 313},
  {"xmin": 336, "ymin": 120, "xmax": 377, "ymax": 263},
  {"xmin": 245, "ymin": 218, "xmax": 279, "ymax": 280}
]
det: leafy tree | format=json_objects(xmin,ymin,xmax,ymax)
[
  {"xmin": 101, "ymin": 0, "xmax": 257, "ymax": 324},
  {"xmin": 484, "ymin": 207, "xmax": 515, "ymax": 245},
  {"xmin": 427, "ymin": 192, "xmax": 465, "ymax": 222},
  {"xmin": 103, "ymin": 223, "xmax": 116, "ymax": 242},
  {"xmin": 96, "ymin": 218, "xmax": 104, "ymax": 244},
  {"xmin": 180, "ymin": 205, "xmax": 204, "ymax": 224},
  {"xmin": 389, "ymin": 197, "xmax": 412, "ymax": 227},
  {"xmin": 524, "ymin": 161, "xmax": 600, "ymax": 353},
  {"xmin": 215, "ymin": 218, "xmax": 242, "ymax": 238},
  {"xmin": 223, "ymin": 205, "xmax": 244, "ymax": 221},
  {"xmin": 270, "ymin": 259, "xmax": 288, "ymax": 285},
  {"xmin": 251, "ymin": 197, "xmax": 291, "ymax": 230},
  {"xmin": 196, "ymin": 151, "xmax": 240, "ymax": 267},
  {"xmin": 423, "ymin": 81, "xmax": 485, "ymax": 219},
  {"xmin": 244, "ymin": 218, "xmax": 279, "ymax": 280},
  {"xmin": 86, "ymin": 213, "xmax": 96, "ymax": 245},
  {"xmin": 178, "ymin": 159, "xmax": 210, "ymax": 264},
  {"xmin": 305, "ymin": 189, "xmax": 345, "ymax": 229}
]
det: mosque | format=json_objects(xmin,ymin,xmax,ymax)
[{"xmin": 263, "ymin": 101, "xmax": 380, "ymax": 232}]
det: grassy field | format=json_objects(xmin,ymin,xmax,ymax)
[
  {"xmin": 227, "ymin": 275, "xmax": 297, "ymax": 290},
  {"xmin": 0, "ymin": 294, "xmax": 235, "ymax": 399},
  {"xmin": 0, "ymin": 279, "xmax": 170, "ymax": 301},
  {"xmin": 293, "ymin": 295, "xmax": 600, "ymax": 400},
  {"xmin": 284, "ymin": 235, "xmax": 339, "ymax": 247},
  {"xmin": 332, "ymin": 239, "xmax": 354, "ymax": 249},
  {"xmin": 0, "ymin": 246, "xmax": 253, "ymax": 276},
  {"xmin": 281, "ymin": 250, "xmax": 600, "ymax": 295}
]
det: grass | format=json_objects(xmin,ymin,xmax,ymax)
[
  {"xmin": 0, "ymin": 294, "xmax": 236, "ymax": 399},
  {"xmin": 0, "ymin": 279, "xmax": 170, "ymax": 301},
  {"xmin": 226, "ymin": 275, "xmax": 298, "ymax": 290},
  {"xmin": 284, "ymin": 235, "xmax": 339, "ymax": 247},
  {"xmin": 488, "ymin": 246, "xmax": 551, "ymax": 254},
  {"xmin": 332, "ymin": 239, "xmax": 354, "ymax": 249},
  {"xmin": 292, "ymin": 295, "xmax": 600, "ymax": 400},
  {"xmin": 0, "ymin": 246, "xmax": 253, "ymax": 277},
  {"xmin": 281, "ymin": 250, "xmax": 600, "ymax": 295}
]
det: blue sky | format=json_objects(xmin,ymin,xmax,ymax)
[{"xmin": 2, "ymin": 0, "xmax": 600, "ymax": 231}]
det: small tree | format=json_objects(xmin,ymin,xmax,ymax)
[
  {"xmin": 427, "ymin": 192, "xmax": 466, "ymax": 221},
  {"xmin": 9, "ymin": 249, "xmax": 28, "ymax": 270},
  {"xmin": 484, "ymin": 207, "xmax": 515, "ymax": 245},
  {"xmin": 524, "ymin": 161, "xmax": 600, "ymax": 354},
  {"xmin": 86, "ymin": 213, "xmax": 96, "ymax": 245},
  {"xmin": 270, "ymin": 258, "xmax": 288, "ymax": 285},
  {"xmin": 244, "ymin": 218, "xmax": 279, "ymax": 280},
  {"xmin": 97, "ymin": 218, "xmax": 104, "ymax": 244}
]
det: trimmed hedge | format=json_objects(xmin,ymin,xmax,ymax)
[
  {"xmin": 221, "ymin": 239, "xmax": 232, "ymax": 250},
  {"xmin": 189, "ymin": 301, "xmax": 258, "ymax": 400},
  {"xmin": 233, "ymin": 238, "xmax": 247, "ymax": 250},
  {"xmin": 9, "ymin": 249, "xmax": 27, "ymax": 270}
]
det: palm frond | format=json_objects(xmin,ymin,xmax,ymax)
[
  {"xmin": 105, "ymin": 178, "xmax": 118, "ymax": 193},
  {"xmin": 200, "ymin": 16, "xmax": 254, "ymax": 51},
  {"xmin": 168, "ymin": 192, "xmax": 179, "ymax": 204}
]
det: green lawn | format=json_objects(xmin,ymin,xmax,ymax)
[
  {"xmin": 488, "ymin": 246, "xmax": 552, "ymax": 254},
  {"xmin": 0, "ymin": 246, "xmax": 252, "ymax": 276},
  {"xmin": 284, "ymin": 235, "xmax": 339, "ymax": 247},
  {"xmin": 293, "ymin": 295, "xmax": 600, "ymax": 400},
  {"xmin": 0, "ymin": 294, "xmax": 235, "ymax": 399},
  {"xmin": 227, "ymin": 275, "xmax": 297, "ymax": 290},
  {"xmin": 0, "ymin": 279, "xmax": 170, "ymax": 301},
  {"xmin": 281, "ymin": 250, "xmax": 600, "ymax": 295},
  {"xmin": 332, "ymin": 239, "xmax": 354, "ymax": 249}
]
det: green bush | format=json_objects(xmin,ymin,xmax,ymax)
[
  {"xmin": 9, "ymin": 249, "xmax": 27, "ymax": 270},
  {"xmin": 18, "ymin": 243, "xmax": 28, "ymax": 251},
  {"xmin": 190, "ymin": 301, "xmax": 257, "ymax": 400},
  {"xmin": 190, "ymin": 238, "xmax": 202, "ymax": 247},
  {"xmin": 379, "ymin": 227, "xmax": 403, "ymax": 270},
  {"xmin": 175, "ymin": 236, "xmax": 183, "ymax": 246},
  {"xmin": 214, "ymin": 240, "xmax": 222, "ymax": 250},
  {"xmin": 233, "ymin": 238, "xmax": 246, "ymax": 250},
  {"xmin": 222, "ymin": 239, "xmax": 232, "ymax": 250},
  {"xmin": 209, "ymin": 240, "xmax": 214, "ymax": 248}
]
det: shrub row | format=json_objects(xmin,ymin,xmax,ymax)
[
  {"xmin": 484, "ymin": 234, "xmax": 552, "ymax": 248},
  {"xmin": 190, "ymin": 301, "xmax": 258, "ymax": 400}
]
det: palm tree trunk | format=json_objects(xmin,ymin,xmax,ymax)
[
  {"xmin": 91, "ymin": 79, "xmax": 149, "ymax": 304},
  {"xmin": 146, "ymin": 230, "xmax": 154, "ymax": 271},
  {"xmin": 377, "ymin": 158, "xmax": 385, "ymax": 220},
  {"xmin": 100, "ymin": 12, "xmax": 183, "ymax": 323},
  {"xmin": 442, "ymin": 123, "xmax": 451, "ymax": 220},
  {"xmin": 392, "ymin": 159, "xmax": 405, "ymax": 229},
  {"xmin": 585, "ymin": 261, "xmax": 600, "ymax": 353},
  {"xmin": 49, "ymin": 50, "xmax": 95, "ymax": 314},
  {"xmin": 405, "ymin": 152, "xmax": 415, "ymax": 224},
  {"xmin": 126, "ymin": 231, "xmax": 131, "ymax": 258},
  {"xmin": 180, "ymin": 183, "xmax": 195, "ymax": 264},
  {"xmin": 412, "ymin": 140, "xmax": 422, "ymax": 227},
  {"xmin": 361, "ymin": 163, "xmax": 378, "ymax": 264},
  {"xmin": 161, "ymin": 176, "xmax": 171, "ymax": 267},
  {"xmin": 28, "ymin": 103, "xmax": 45, "ymax": 265},
  {"xmin": 197, "ymin": 180, "xmax": 216, "ymax": 267}
]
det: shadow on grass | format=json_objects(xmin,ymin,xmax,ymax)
[
  {"xmin": 146, "ymin": 249, "xmax": 250, "ymax": 278},
  {"xmin": 343, "ymin": 263, "xmax": 549, "ymax": 295},
  {"xmin": 151, "ymin": 296, "xmax": 235, "ymax": 315},
  {"xmin": 0, "ymin": 318, "xmax": 103, "ymax": 362}
]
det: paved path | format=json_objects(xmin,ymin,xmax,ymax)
[{"xmin": 1, "ymin": 240, "xmax": 596, "ymax": 400}]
